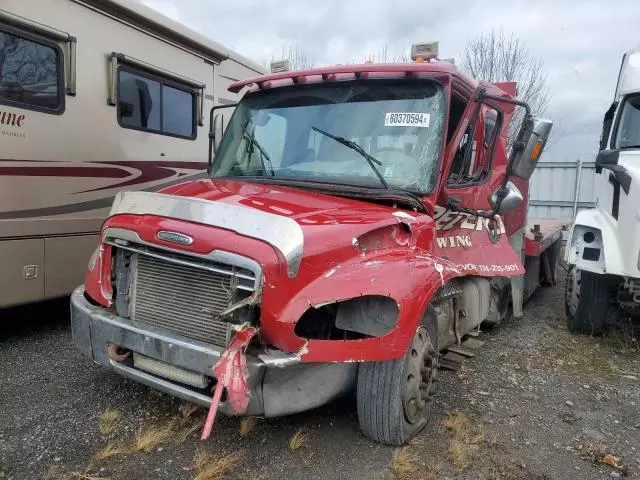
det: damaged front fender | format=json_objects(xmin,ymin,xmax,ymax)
[{"xmin": 263, "ymin": 250, "xmax": 461, "ymax": 363}]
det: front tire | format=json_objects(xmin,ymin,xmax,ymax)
[
  {"xmin": 565, "ymin": 267, "xmax": 612, "ymax": 335},
  {"xmin": 357, "ymin": 306, "xmax": 438, "ymax": 445}
]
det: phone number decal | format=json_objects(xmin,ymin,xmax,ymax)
[{"xmin": 456, "ymin": 263, "xmax": 520, "ymax": 273}]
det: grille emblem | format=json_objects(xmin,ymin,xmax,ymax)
[{"xmin": 157, "ymin": 230, "xmax": 194, "ymax": 246}]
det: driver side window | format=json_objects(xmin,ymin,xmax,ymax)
[{"xmin": 447, "ymin": 104, "xmax": 499, "ymax": 186}]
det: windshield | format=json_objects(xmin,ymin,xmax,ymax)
[
  {"xmin": 614, "ymin": 94, "xmax": 640, "ymax": 149},
  {"xmin": 211, "ymin": 81, "xmax": 446, "ymax": 193}
]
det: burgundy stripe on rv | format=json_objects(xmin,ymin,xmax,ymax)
[
  {"xmin": 0, "ymin": 160, "xmax": 208, "ymax": 219},
  {"xmin": 0, "ymin": 166, "xmax": 130, "ymax": 177}
]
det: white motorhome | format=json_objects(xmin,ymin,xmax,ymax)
[
  {"xmin": 565, "ymin": 44, "xmax": 640, "ymax": 333},
  {"xmin": 0, "ymin": 0, "xmax": 265, "ymax": 308}
]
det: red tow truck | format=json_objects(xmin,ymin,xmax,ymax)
[{"xmin": 71, "ymin": 43, "xmax": 562, "ymax": 445}]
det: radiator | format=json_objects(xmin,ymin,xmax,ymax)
[{"xmin": 130, "ymin": 252, "xmax": 253, "ymax": 347}]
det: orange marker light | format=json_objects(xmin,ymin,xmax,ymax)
[{"xmin": 530, "ymin": 141, "xmax": 543, "ymax": 161}]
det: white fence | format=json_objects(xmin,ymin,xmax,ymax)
[{"xmin": 529, "ymin": 160, "xmax": 597, "ymax": 220}]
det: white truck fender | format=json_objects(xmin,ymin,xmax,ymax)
[{"xmin": 566, "ymin": 208, "xmax": 626, "ymax": 276}]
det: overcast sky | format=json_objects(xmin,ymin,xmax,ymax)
[{"xmin": 143, "ymin": 0, "xmax": 639, "ymax": 162}]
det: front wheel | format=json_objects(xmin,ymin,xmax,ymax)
[
  {"xmin": 565, "ymin": 266, "xmax": 612, "ymax": 335},
  {"xmin": 357, "ymin": 306, "xmax": 438, "ymax": 445}
]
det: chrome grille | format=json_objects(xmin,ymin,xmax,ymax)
[{"xmin": 130, "ymin": 253, "xmax": 254, "ymax": 346}]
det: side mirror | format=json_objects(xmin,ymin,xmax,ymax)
[
  {"xmin": 489, "ymin": 181, "xmax": 523, "ymax": 215},
  {"xmin": 509, "ymin": 116, "xmax": 553, "ymax": 180},
  {"xmin": 211, "ymin": 113, "xmax": 224, "ymax": 155}
]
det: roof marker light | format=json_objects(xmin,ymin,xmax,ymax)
[
  {"xmin": 270, "ymin": 59, "xmax": 290, "ymax": 73},
  {"xmin": 411, "ymin": 42, "xmax": 439, "ymax": 63}
]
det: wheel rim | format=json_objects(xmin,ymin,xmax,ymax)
[
  {"xmin": 566, "ymin": 267, "xmax": 581, "ymax": 315},
  {"xmin": 403, "ymin": 326, "xmax": 437, "ymax": 425}
]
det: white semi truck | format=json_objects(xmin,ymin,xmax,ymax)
[{"xmin": 565, "ymin": 44, "xmax": 640, "ymax": 333}]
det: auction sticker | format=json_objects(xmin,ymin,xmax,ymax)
[{"xmin": 384, "ymin": 112, "xmax": 430, "ymax": 127}]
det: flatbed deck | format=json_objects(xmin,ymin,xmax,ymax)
[
  {"xmin": 522, "ymin": 218, "xmax": 570, "ymax": 301},
  {"xmin": 524, "ymin": 218, "xmax": 571, "ymax": 257}
]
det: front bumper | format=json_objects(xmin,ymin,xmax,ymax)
[{"xmin": 70, "ymin": 287, "xmax": 356, "ymax": 417}]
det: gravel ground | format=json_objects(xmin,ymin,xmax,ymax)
[{"xmin": 1, "ymin": 272, "xmax": 639, "ymax": 480}]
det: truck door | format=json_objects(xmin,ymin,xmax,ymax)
[{"xmin": 434, "ymin": 100, "xmax": 524, "ymax": 276}]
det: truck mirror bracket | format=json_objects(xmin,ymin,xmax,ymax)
[{"xmin": 208, "ymin": 103, "xmax": 238, "ymax": 172}]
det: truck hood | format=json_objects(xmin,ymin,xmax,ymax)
[{"xmin": 161, "ymin": 178, "xmax": 433, "ymax": 262}]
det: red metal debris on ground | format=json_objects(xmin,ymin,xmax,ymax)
[{"xmin": 201, "ymin": 326, "xmax": 257, "ymax": 440}]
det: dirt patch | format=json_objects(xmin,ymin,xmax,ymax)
[{"xmin": 1, "ymin": 273, "xmax": 639, "ymax": 479}]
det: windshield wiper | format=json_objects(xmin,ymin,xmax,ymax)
[
  {"xmin": 385, "ymin": 189, "xmax": 430, "ymax": 214},
  {"xmin": 311, "ymin": 126, "xmax": 388, "ymax": 188},
  {"xmin": 242, "ymin": 122, "xmax": 274, "ymax": 176}
]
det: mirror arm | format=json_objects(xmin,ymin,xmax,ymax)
[
  {"xmin": 452, "ymin": 91, "xmax": 531, "ymax": 219},
  {"xmin": 446, "ymin": 197, "xmax": 496, "ymax": 219},
  {"xmin": 208, "ymin": 103, "xmax": 238, "ymax": 174},
  {"xmin": 479, "ymin": 92, "xmax": 531, "ymax": 118},
  {"xmin": 478, "ymin": 93, "xmax": 532, "ymax": 216}
]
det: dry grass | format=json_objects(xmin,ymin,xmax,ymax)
[
  {"xmin": 441, "ymin": 411, "xmax": 485, "ymax": 471},
  {"xmin": 194, "ymin": 451, "xmax": 242, "ymax": 480},
  {"xmin": 288, "ymin": 428, "xmax": 310, "ymax": 451},
  {"xmin": 48, "ymin": 465, "xmax": 110, "ymax": 480},
  {"xmin": 173, "ymin": 419, "xmax": 204, "ymax": 444},
  {"xmin": 534, "ymin": 312, "xmax": 639, "ymax": 382},
  {"xmin": 93, "ymin": 442, "xmax": 129, "ymax": 461},
  {"xmin": 98, "ymin": 410, "xmax": 121, "ymax": 436},
  {"xmin": 239, "ymin": 417, "xmax": 257, "ymax": 437},
  {"xmin": 131, "ymin": 423, "xmax": 175, "ymax": 453},
  {"xmin": 179, "ymin": 402, "xmax": 201, "ymax": 420},
  {"xmin": 534, "ymin": 332, "xmax": 614, "ymax": 380},
  {"xmin": 581, "ymin": 441, "xmax": 628, "ymax": 473},
  {"xmin": 301, "ymin": 452, "xmax": 315, "ymax": 468},
  {"xmin": 407, "ymin": 434, "xmax": 425, "ymax": 446},
  {"xmin": 68, "ymin": 471, "xmax": 110, "ymax": 480},
  {"xmin": 602, "ymin": 317, "xmax": 639, "ymax": 352},
  {"xmin": 389, "ymin": 447, "xmax": 421, "ymax": 480},
  {"xmin": 423, "ymin": 461, "xmax": 442, "ymax": 480}
]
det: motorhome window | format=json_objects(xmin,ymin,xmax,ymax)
[
  {"xmin": 0, "ymin": 28, "xmax": 63, "ymax": 113},
  {"xmin": 117, "ymin": 68, "xmax": 196, "ymax": 139},
  {"xmin": 613, "ymin": 94, "xmax": 640, "ymax": 149}
]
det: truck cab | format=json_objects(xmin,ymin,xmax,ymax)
[
  {"xmin": 565, "ymin": 44, "xmax": 640, "ymax": 333},
  {"xmin": 71, "ymin": 44, "xmax": 552, "ymax": 445}
]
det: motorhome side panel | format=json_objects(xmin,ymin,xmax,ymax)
[
  {"xmin": 215, "ymin": 57, "xmax": 264, "ymax": 105},
  {"xmin": 1, "ymin": 0, "xmax": 218, "ymax": 307}
]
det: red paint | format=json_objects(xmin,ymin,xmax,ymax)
[
  {"xmin": 229, "ymin": 63, "xmax": 460, "ymax": 93},
  {"xmin": 202, "ymin": 326, "xmax": 257, "ymax": 439},
  {"xmin": 524, "ymin": 219, "xmax": 570, "ymax": 257},
  {"xmin": 86, "ymin": 62, "xmax": 543, "ymax": 367}
]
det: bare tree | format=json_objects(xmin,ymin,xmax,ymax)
[
  {"xmin": 363, "ymin": 43, "xmax": 410, "ymax": 64},
  {"xmin": 271, "ymin": 44, "xmax": 314, "ymax": 71},
  {"xmin": 461, "ymin": 29, "xmax": 550, "ymax": 147}
]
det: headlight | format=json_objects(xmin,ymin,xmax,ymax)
[{"xmin": 87, "ymin": 246, "xmax": 100, "ymax": 272}]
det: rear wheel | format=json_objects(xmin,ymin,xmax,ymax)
[
  {"xmin": 565, "ymin": 266, "xmax": 612, "ymax": 335},
  {"xmin": 357, "ymin": 306, "xmax": 438, "ymax": 445}
]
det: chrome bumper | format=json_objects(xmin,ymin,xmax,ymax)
[{"xmin": 70, "ymin": 287, "xmax": 356, "ymax": 417}]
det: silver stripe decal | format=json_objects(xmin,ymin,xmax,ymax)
[
  {"xmin": 109, "ymin": 191, "xmax": 304, "ymax": 278},
  {"xmin": 217, "ymin": 97, "xmax": 236, "ymax": 105}
]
